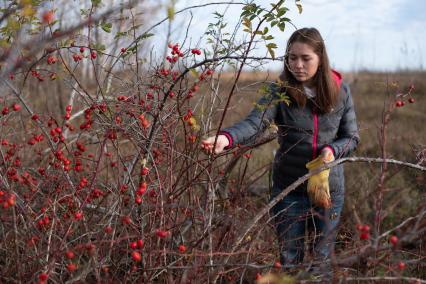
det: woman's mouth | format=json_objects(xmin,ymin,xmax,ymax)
[{"xmin": 293, "ymin": 72, "xmax": 306, "ymax": 77}]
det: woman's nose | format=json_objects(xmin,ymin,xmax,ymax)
[{"xmin": 294, "ymin": 59, "xmax": 303, "ymax": 69}]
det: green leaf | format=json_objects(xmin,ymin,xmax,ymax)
[
  {"xmin": 92, "ymin": 42, "xmax": 106, "ymax": 51},
  {"xmin": 243, "ymin": 28, "xmax": 252, "ymax": 33},
  {"xmin": 271, "ymin": 21, "xmax": 278, "ymax": 27},
  {"xmin": 91, "ymin": 0, "xmax": 101, "ymax": 7},
  {"xmin": 278, "ymin": 22, "xmax": 286, "ymax": 32},
  {"xmin": 263, "ymin": 26, "xmax": 269, "ymax": 35},
  {"xmin": 296, "ymin": 3, "xmax": 303, "ymax": 14},
  {"xmin": 101, "ymin": 22, "xmax": 112, "ymax": 33},
  {"xmin": 254, "ymin": 30, "xmax": 263, "ymax": 35},
  {"xmin": 263, "ymin": 35, "xmax": 274, "ymax": 40},
  {"xmin": 137, "ymin": 33, "xmax": 154, "ymax": 41},
  {"xmin": 241, "ymin": 10, "xmax": 250, "ymax": 17},
  {"xmin": 258, "ymin": 84, "xmax": 270, "ymax": 95},
  {"xmin": 114, "ymin": 31, "xmax": 127, "ymax": 39}
]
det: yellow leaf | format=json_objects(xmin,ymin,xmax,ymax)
[
  {"xmin": 22, "ymin": 5, "xmax": 35, "ymax": 17},
  {"xmin": 296, "ymin": 3, "xmax": 303, "ymax": 14},
  {"xmin": 190, "ymin": 68, "xmax": 199, "ymax": 78},
  {"xmin": 19, "ymin": 0, "xmax": 32, "ymax": 5},
  {"xmin": 167, "ymin": 6, "xmax": 175, "ymax": 20}
]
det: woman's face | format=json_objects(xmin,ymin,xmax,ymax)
[{"xmin": 287, "ymin": 42, "xmax": 320, "ymax": 85}]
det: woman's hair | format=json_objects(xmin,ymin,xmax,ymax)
[{"xmin": 279, "ymin": 27, "xmax": 339, "ymax": 113}]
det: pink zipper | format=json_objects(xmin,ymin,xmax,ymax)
[{"xmin": 313, "ymin": 112, "xmax": 318, "ymax": 159}]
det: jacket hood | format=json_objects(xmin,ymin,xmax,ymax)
[{"xmin": 331, "ymin": 69, "xmax": 342, "ymax": 87}]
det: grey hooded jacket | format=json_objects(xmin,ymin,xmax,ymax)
[{"xmin": 221, "ymin": 78, "xmax": 360, "ymax": 197}]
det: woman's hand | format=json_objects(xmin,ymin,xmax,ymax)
[
  {"xmin": 201, "ymin": 135, "xmax": 230, "ymax": 154},
  {"xmin": 320, "ymin": 147, "xmax": 335, "ymax": 163}
]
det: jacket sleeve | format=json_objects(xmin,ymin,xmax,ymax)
[
  {"xmin": 220, "ymin": 84, "xmax": 279, "ymax": 147},
  {"xmin": 327, "ymin": 83, "xmax": 360, "ymax": 158}
]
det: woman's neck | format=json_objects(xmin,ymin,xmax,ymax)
[{"xmin": 303, "ymin": 80, "xmax": 316, "ymax": 88}]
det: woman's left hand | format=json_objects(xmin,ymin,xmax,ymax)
[{"xmin": 321, "ymin": 147, "xmax": 335, "ymax": 163}]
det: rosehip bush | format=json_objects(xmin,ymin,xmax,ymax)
[{"xmin": 0, "ymin": 0, "xmax": 424, "ymax": 283}]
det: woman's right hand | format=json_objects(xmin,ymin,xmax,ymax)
[{"xmin": 201, "ymin": 135, "xmax": 230, "ymax": 154}]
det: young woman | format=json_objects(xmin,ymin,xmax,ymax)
[{"xmin": 202, "ymin": 28, "xmax": 360, "ymax": 272}]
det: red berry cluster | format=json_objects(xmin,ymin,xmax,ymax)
[
  {"xmin": 72, "ymin": 53, "xmax": 83, "ymax": 62},
  {"xmin": 47, "ymin": 56, "xmax": 57, "ymax": 65},
  {"xmin": 31, "ymin": 69, "xmax": 45, "ymax": 82},
  {"xmin": 356, "ymin": 224, "xmax": 370, "ymax": 240},
  {"xmin": 130, "ymin": 239, "xmax": 144, "ymax": 262},
  {"xmin": 166, "ymin": 43, "xmax": 183, "ymax": 63},
  {"xmin": 64, "ymin": 104, "xmax": 72, "ymax": 120},
  {"xmin": 395, "ymin": 84, "xmax": 415, "ymax": 107},
  {"xmin": 0, "ymin": 191, "xmax": 16, "ymax": 209},
  {"xmin": 191, "ymin": 48, "xmax": 202, "ymax": 55}
]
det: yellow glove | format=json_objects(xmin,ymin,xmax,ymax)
[{"xmin": 305, "ymin": 154, "xmax": 333, "ymax": 209}]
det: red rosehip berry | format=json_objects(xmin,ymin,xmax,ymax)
[
  {"xmin": 122, "ymin": 216, "xmax": 131, "ymax": 225},
  {"xmin": 67, "ymin": 263, "xmax": 77, "ymax": 272},
  {"xmin": 141, "ymin": 167, "xmax": 149, "ymax": 176},
  {"xmin": 408, "ymin": 98, "xmax": 415, "ymax": 103},
  {"xmin": 65, "ymin": 250, "xmax": 75, "ymax": 259},
  {"xmin": 273, "ymin": 261, "xmax": 282, "ymax": 269},
  {"xmin": 2, "ymin": 107, "xmax": 9, "ymax": 115},
  {"xmin": 398, "ymin": 261, "xmax": 405, "ymax": 270},
  {"xmin": 178, "ymin": 244, "xmax": 187, "ymax": 253},
  {"xmin": 156, "ymin": 229, "xmax": 169, "ymax": 238},
  {"xmin": 74, "ymin": 211, "xmax": 83, "ymax": 220},
  {"xmin": 130, "ymin": 241, "xmax": 138, "ymax": 249},
  {"xmin": 389, "ymin": 235, "xmax": 398, "ymax": 246},
  {"xmin": 42, "ymin": 11, "xmax": 54, "ymax": 25},
  {"xmin": 12, "ymin": 104, "xmax": 21, "ymax": 111},
  {"xmin": 137, "ymin": 182, "xmax": 147, "ymax": 195},
  {"xmin": 360, "ymin": 232, "xmax": 370, "ymax": 240},
  {"xmin": 131, "ymin": 251, "xmax": 142, "ymax": 262},
  {"xmin": 91, "ymin": 51, "xmax": 97, "ymax": 59},
  {"xmin": 39, "ymin": 273, "xmax": 48, "ymax": 281},
  {"xmin": 361, "ymin": 225, "xmax": 370, "ymax": 233}
]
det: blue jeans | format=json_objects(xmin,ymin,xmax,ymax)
[{"xmin": 271, "ymin": 189, "xmax": 344, "ymax": 266}]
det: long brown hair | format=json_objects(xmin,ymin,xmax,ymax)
[{"xmin": 279, "ymin": 27, "xmax": 339, "ymax": 114}]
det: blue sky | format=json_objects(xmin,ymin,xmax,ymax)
[{"xmin": 151, "ymin": 0, "xmax": 426, "ymax": 72}]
